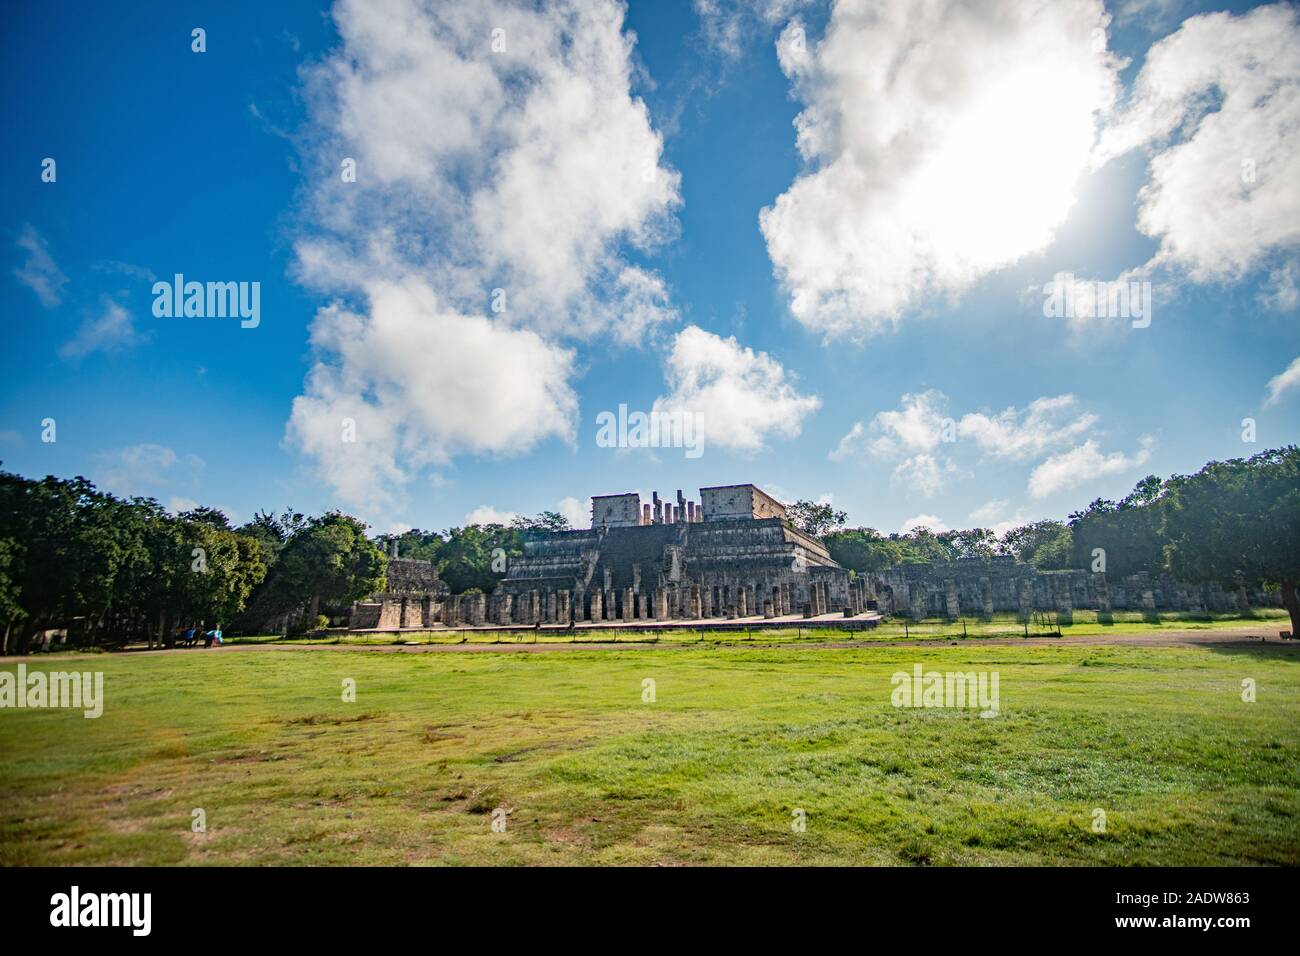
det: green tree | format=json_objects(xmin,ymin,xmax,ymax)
[
  {"xmin": 437, "ymin": 523, "xmax": 522, "ymax": 593},
  {"xmin": 266, "ymin": 512, "xmax": 387, "ymax": 632},
  {"xmin": 512, "ymin": 511, "xmax": 572, "ymax": 534},
  {"xmin": 787, "ymin": 500, "xmax": 848, "ymax": 538},
  {"xmin": 1000, "ymin": 520, "xmax": 1074, "ymax": 569},
  {"xmin": 1069, "ymin": 475, "xmax": 1167, "ymax": 577},
  {"xmin": 824, "ymin": 528, "xmax": 909, "ymax": 572},
  {"xmin": 1162, "ymin": 447, "xmax": 1300, "ymax": 634}
]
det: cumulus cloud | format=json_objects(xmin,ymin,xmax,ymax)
[
  {"xmin": 760, "ymin": 0, "xmax": 1120, "ymax": 337},
  {"xmin": 296, "ymin": 0, "xmax": 679, "ymax": 340},
  {"xmin": 289, "ymin": 0, "xmax": 679, "ymax": 513},
  {"xmin": 1093, "ymin": 4, "xmax": 1300, "ymax": 282},
  {"xmin": 959, "ymin": 395, "xmax": 1098, "ymax": 461},
  {"xmin": 58, "ymin": 299, "xmax": 143, "ymax": 361},
  {"xmin": 93, "ymin": 444, "xmax": 204, "ymax": 499},
  {"xmin": 693, "ymin": 0, "xmax": 814, "ymax": 58},
  {"xmin": 463, "ymin": 504, "xmax": 519, "ymax": 526},
  {"xmin": 1264, "ymin": 356, "xmax": 1300, "ymax": 407},
  {"xmin": 557, "ymin": 496, "xmax": 587, "ymax": 529},
  {"xmin": 900, "ymin": 514, "xmax": 949, "ymax": 534},
  {"xmin": 1027, "ymin": 436, "xmax": 1154, "ymax": 499},
  {"xmin": 832, "ymin": 390, "xmax": 951, "ymax": 461},
  {"xmin": 287, "ymin": 279, "xmax": 578, "ymax": 513},
  {"xmin": 651, "ymin": 325, "xmax": 820, "ymax": 452},
  {"xmin": 14, "ymin": 224, "xmax": 68, "ymax": 308}
]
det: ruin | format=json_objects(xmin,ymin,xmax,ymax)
[
  {"xmin": 350, "ymin": 483, "xmax": 1280, "ymax": 631},
  {"xmin": 352, "ymin": 484, "xmax": 868, "ymax": 629}
]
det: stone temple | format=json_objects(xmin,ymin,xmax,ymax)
[
  {"xmin": 494, "ymin": 484, "xmax": 869, "ymax": 624},
  {"xmin": 352, "ymin": 484, "xmax": 871, "ymax": 629}
]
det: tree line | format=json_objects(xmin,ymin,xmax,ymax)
[
  {"xmin": 1, "ymin": 447, "xmax": 1295, "ymax": 651},
  {"xmin": 796, "ymin": 446, "xmax": 1298, "ymax": 634},
  {"xmin": 0, "ymin": 468, "xmax": 572, "ymax": 654}
]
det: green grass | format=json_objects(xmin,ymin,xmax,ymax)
[
  {"xmin": 1, "ymin": 639, "xmax": 1297, "ymax": 865},
  {"xmin": 228, "ymin": 608, "xmax": 1290, "ymax": 648}
]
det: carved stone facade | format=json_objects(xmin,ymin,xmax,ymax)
[
  {"xmin": 494, "ymin": 484, "xmax": 864, "ymax": 623},
  {"xmin": 864, "ymin": 557, "xmax": 1279, "ymax": 621}
]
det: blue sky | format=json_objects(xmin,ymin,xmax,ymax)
[{"xmin": 2, "ymin": 0, "xmax": 1296, "ymax": 537}]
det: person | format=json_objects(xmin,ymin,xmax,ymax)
[
  {"xmin": 204, "ymin": 627, "xmax": 222, "ymax": 648},
  {"xmin": 183, "ymin": 626, "xmax": 196, "ymax": 647}
]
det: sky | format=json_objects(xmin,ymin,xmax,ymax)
[{"xmin": 2, "ymin": 0, "xmax": 1297, "ymax": 538}]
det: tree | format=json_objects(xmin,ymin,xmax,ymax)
[
  {"xmin": 825, "ymin": 528, "xmax": 909, "ymax": 572},
  {"xmin": 1000, "ymin": 520, "xmax": 1073, "ymax": 569},
  {"xmin": 1069, "ymin": 475, "xmax": 1167, "ymax": 577},
  {"xmin": 938, "ymin": 527, "xmax": 998, "ymax": 561},
  {"xmin": 264, "ymin": 512, "xmax": 387, "ymax": 632},
  {"xmin": 512, "ymin": 511, "xmax": 572, "ymax": 534},
  {"xmin": 787, "ymin": 500, "xmax": 848, "ymax": 538},
  {"xmin": 1162, "ymin": 447, "xmax": 1300, "ymax": 635},
  {"xmin": 437, "ymin": 523, "xmax": 522, "ymax": 593}
]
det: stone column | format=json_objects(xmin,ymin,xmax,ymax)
[
  {"xmin": 737, "ymin": 587, "xmax": 748, "ymax": 617},
  {"xmin": 589, "ymin": 590, "xmax": 603, "ymax": 622},
  {"xmin": 701, "ymin": 587, "xmax": 713, "ymax": 619},
  {"xmin": 544, "ymin": 591, "xmax": 556, "ymax": 624},
  {"xmin": 763, "ymin": 599, "xmax": 775, "ymax": 619},
  {"xmin": 911, "ymin": 583, "xmax": 927, "ymax": 621},
  {"xmin": 1094, "ymin": 573, "xmax": 1112, "ymax": 624},
  {"xmin": 772, "ymin": 586, "xmax": 783, "ymax": 617},
  {"xmin": 944, "ymin": 579, "xmax": 960, "ymax": 620},
  {"xmin": 497, "ymin": 593, "xmax": 513, "ymax": 626},
  {"xmin": 688, "ymin": 585, "xmax": 702, "ymax": 619},
  {"xmin": 447, "ymin": 595, "xmax": 462, "ymax": 627},
  {"xmin": 469, "ymin": 593, "xmax": 485, "ymax": 625},
  {"xmin": 781, "ymin": 583, "xmax": 792, "ymax": 616},
  {"xmin": 622, "ymin": 587, "xmax": 635, "ymax": 623},
  {"xmin": 979, "ymin": 577, "xmax": 993, "ymax": 621},
  {"xmin": 1053, "ymin": 576, "xmax": 1073, "ymax": 626},
  {"xmin": 1141, "ymin": 587, "xmax": 1159, "ymax": 622},
  {"xmin": 1017, "ymin": 578, "xmax": 1033, "ymax": 624},
  {"xmin": 558, "ymin": 590, "xmax": 570, "ymax": 624}
]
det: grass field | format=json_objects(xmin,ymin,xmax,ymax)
[
  {"xmin": 2, "ymin": 635, "xmax": 1298, "ymax": 866},
  {"xmin": 227, "ymin": 608, "xmax": 1291, "ymax": 648}
]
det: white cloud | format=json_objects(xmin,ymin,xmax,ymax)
[
  {"xmin": 760, "ymin": 0, "xmax": 1121, "ymax": 337},
  {"xmin": 693, "ymin": 0, "xmax": 814, "ymax": 58},
  {"xmin": 1261, "ymin": 262, "xmax": 1300, "ymax": 312},
  {"xmin": 463, "ymin": 504, "xmax": 518, "ymax": 526},
  {"xmin": 1264, "ymin": 356, "xmax": 1300, "ymax": 407},
  {"xmin": 900, "ymin": 514, "xmax": 949, "ymax": 534},
  {"xmin": 557, "ymin": 496, "xmax": 587, "ymax": 529},
  {"xmin": 651, "ymin": 325, "xmax": 820, "ymax": 452},
  {"xmin": 297, "ymin": 0, "xmax": 680, "ymax": 342},
  {"xmin": 959, "ymin": 395, "xmax": 1098, "ymax": 461},
  {"xmin": 14, "ymin": 225, "xmax": 68, "ymax": 308},
  {"xmin": 892, "ymin": 454, "xmax": 947, "ymax": 498},
  {"xmin": 58, "ymin": 299, "xmax": 142, "ymax": 361},
  {"xmin": 93, "ymin": 444, "xmax": 204, "ymax": 499},
  {"xmin": 1027, "ymin": 436, "xmax": 1155, "ymax": 499},
  {"xmin": 1093, "ymin": 4, "xmax": 1300, "ymax": 282},
  {"xmin": 833, "ymin": 391, "xmax": 956, "ymax": 494},
  {"xmin": 832, "ymin": 390, "xmax": 950, "ymax": 461},
  {"xmin": 290, "ymin": 0, "xmax": 681, "ymax": 514},
  {"xmin": 968, "ymin": 499, "xmax": 1010, "ymax": 524},
  {"xmin": 286, "ymin": 279, "xmax": 578, "ymax": 514}
]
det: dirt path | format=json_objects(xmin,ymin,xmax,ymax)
[{"xmin": 4, "ymin": 624, "xmax": 1295, "ymax": 664}]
